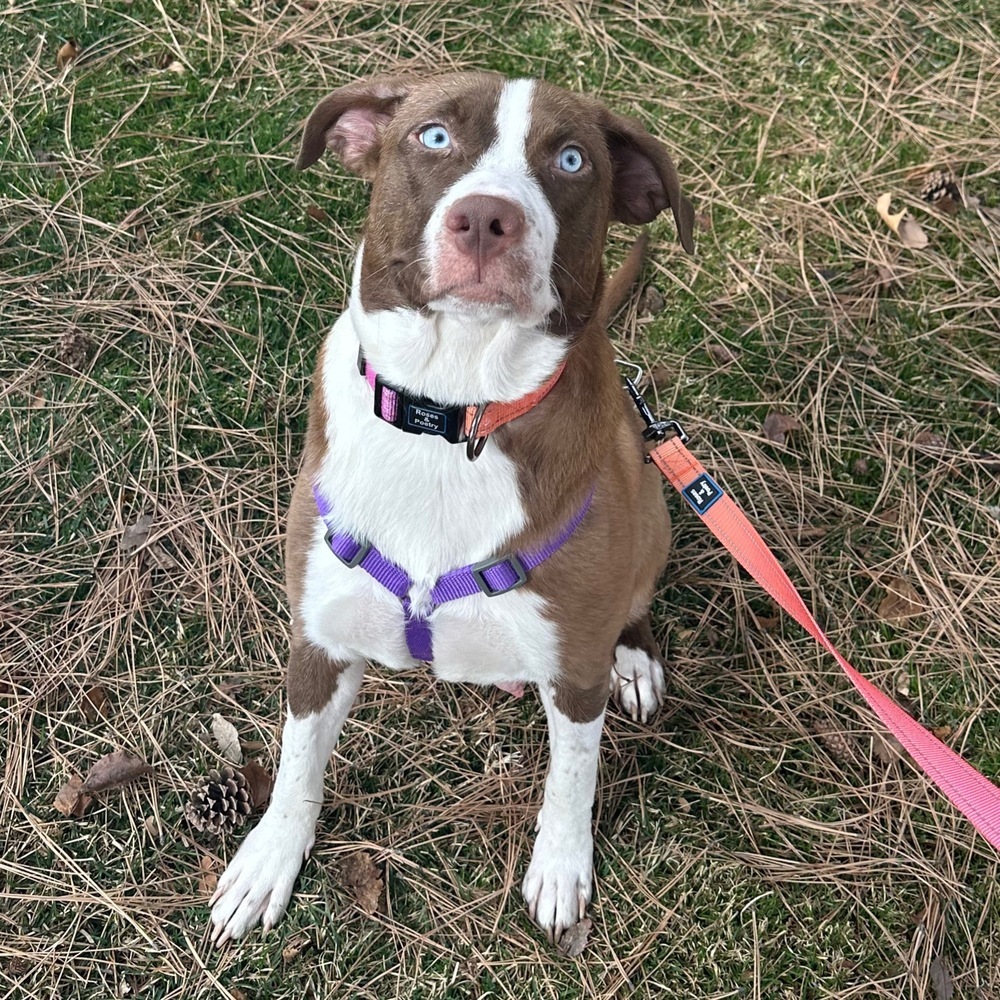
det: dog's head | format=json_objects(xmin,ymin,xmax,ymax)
[{"xmin": 297, "ymin": 72, "xmax": 693, "ymax": 333}]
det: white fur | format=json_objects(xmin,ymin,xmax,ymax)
[
  {"xmin": 522, "ymin": 683, "xmax": 604, "ymax": 942},
  {"xmin": 609, "ymin": 644, "xmax": 665, "ymax": 723},
  {"xmin": 210, "ymin": 661, "xmax": 365, "ymax": 944},
  {"xmin": 303, "ymin": 276, "xmax": 564, "ymax": 689},
  {"xmin": 423, "ymin": 78, "xmax": 559, "ymax": 326}
]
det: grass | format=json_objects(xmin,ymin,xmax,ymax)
[{"xmin": 2, "ymin": 0, "xmax": 999, "ymax": 997}]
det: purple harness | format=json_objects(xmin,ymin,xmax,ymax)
[{"xmin": 313, "ymin": 484, "xmax": 593, "ymax": 662}]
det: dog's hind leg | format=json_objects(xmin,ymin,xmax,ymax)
[
  {"xmin": 609, "ymin": 613, "xmax": 666, "ymax": 723},
  {"xmin": 209, "ymin": 643, "xmax": 364, "ymax": 945}
]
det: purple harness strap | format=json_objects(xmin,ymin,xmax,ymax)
[{"xmin": 313, "ymin": 485, "xmax": 593, "ymax": 662}]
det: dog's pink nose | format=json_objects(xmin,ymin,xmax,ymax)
[{"xmin": 444, "ymin": 195, "xmax": 525, "ymax": 264}]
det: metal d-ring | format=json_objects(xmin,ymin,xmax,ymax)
[{"xmin": 466, "ymin": 403, "xmax": 489, "ymax": 461}]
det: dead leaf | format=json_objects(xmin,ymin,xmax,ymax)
[
  {"xmin": 914, "ymin": 430, "xmax": 947, "ymax": 450},
  {"xmin": 281, "ymin": 933, "xmax": 310, "ymax": 963},
  {"xmin": 874, "ymin": 505, "xmax": 900, "ymax": 525},
  {"xmin": 81, "ymin": 750, "xmax": 153, "ymax": 793},
  {"xmin": 876, "ymin": 193, "xmax": 929, "ymax": 248},
  {"xmin": 557, "ymin": 917, "xmax": 592, "ymax": 958},
  {"xmin": 871, "ymin": 731, "xmax": 905, "ymax": 766},
  {"xmin": 762, "ymin": 411, "xmax": 801, "ymax": 445},
  {"xmin": 53, "ymin": 776, "xmax": 92, "ymax": 817},
  {"xmin": 706, "ymin": 341, "xmax": 739, "ymax": 365},
  {"xmin": 305, "ymin": 204, "xmax": 328, "ymax": 222},
  {"xmin": 197, "ymin": 854, "xmax": 218, "ymax": 896},
  {"xmin": 56, "ymin": 39, "xmax": 79, "ymax": 71},
  {"xmin": 240, "ymin": 760, "xmax": 273, "ymax": 809},
  {"xmin": 933, "ymin": 726, "xmax": 953, "ymax": 741},
  {"xmin": 30, "ymin": 394, "xmax": 46, "ymax": 408},
  {"xmin": 338, "ymin": 851, "xmax": 383, "ymax": 915},
  {"xmin": 166, "ymin": 60, "xmax": 186, "ymax": 75},
  {"xmin": 877, "ymin": 577, "xmax": 924, "ymax": 621},
  {"xmin": 929, "ymin": 956, "xmax": 954, "ymax": 1000},
  {"xmin": 852, "ymin": 458, "xmax": 869, "ymax": 476},
  {"xmin": 80, "ymin": 685, "xmax": 110, "ymax": 722},
  {"xmin": 638, "ymin": 285, "xmax": 665, "ymax": 317},
  {"xmin": 122, "ymin": 514, "xmax": 153, "ymax": 553},
  {"xmin": 211, "ymin": 713, "xmax": 242, "ymax": 765}
]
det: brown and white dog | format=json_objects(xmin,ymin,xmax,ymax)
[{"xmin": 209, "ymin": 72, "xmax": 694, "ymax": 947}]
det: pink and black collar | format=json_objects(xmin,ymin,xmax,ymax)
[{"xmin": 357, "ymin": 348, "xmax": 565, "ymax": 460}]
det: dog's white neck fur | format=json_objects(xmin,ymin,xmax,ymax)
[{"xmin": 348, "ymin": 78, "xmax": 565, "ymax": 405}]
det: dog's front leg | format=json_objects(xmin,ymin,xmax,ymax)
[
  {"xmin": 209, "ymin": 645, "xmax": 364, "ymax": 945},
  {"xmin": 522, "ymin": 680, "xmax": 606, "ymax": 944}
]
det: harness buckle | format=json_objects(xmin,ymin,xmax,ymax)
[
  {"xmin": 470, "ymin": 553, "xmax": 528, "ymax": 596},
  {"xmin": 325, "ymin": 528, "xmax": 371, "ymax": 569}
]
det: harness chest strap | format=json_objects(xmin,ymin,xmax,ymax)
[
  {"xmin": 649, "ymin": 433, "xmax": 1000, "ymax": 852},
  {"xmin": 313, "ymin": 484, "xmax": 593, "ymax": 664}
]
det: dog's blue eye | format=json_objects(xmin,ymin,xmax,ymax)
[
  {"xmin": 419, "ymin": 125, "xmax": 451, "ymax": 150},
  {"xmin": 557, "ymin": 146, "xmax": 584, "ymax": 173}
]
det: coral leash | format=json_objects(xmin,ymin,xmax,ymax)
[{"xmin": 625, "ymin": 373, "xmax": 1000, "ymax": 849}]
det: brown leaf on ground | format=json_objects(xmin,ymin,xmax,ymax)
[
  {"xmin": 338, "ymin": 851, "xmax": 384, "ymax": 915},
  {"xmin": 762, "ymin": 411, "xmax": 801, "ymax": 445},
  {"xmin": 197, "ymin": 854, "xmax": 218, "ymax": 896},
  {"xmin": 122, "ymin": 514, "xmax": 153, "ymax": 553},
  {"xmin": 876, "ymin": 193, "xmax": 929, "ymax": 248},
  {"xmin": 56, "ymin": 39, "xmax": 79, "ymax": 70},
  {"xmin": 877, "ymin": 577, "xmax": 924, "ymax": 621},
  {"xmin": 871, "ymin": 731, "xmax": 906, "ymax": 766},
  {"xmin": 929, "ymin": 956, "xmax": 954, "ymax": 1000},
  {"xmin": 281, "ymin": 934, "xmax": 310, "ymax": 963},
  {"xmin": 305, "ymin": 204, "xmax": 328, "ymax": 222},
  {"xmin": 557, "ymin": 917, "xmax": 593, "ymax": 958},
  {"xmin": 638, "ymin": 285, "xmax": 665, "ymax": 317},
  {"xmin": 211, "ymin": 713, "xmax": 243, "ymax": 765},
  {"xmin": 706, "ymin": 341, "xmax": 739, "ymax": 365},
  {"xmin": 81, "ymin": 685, "xmax": 110, "ymax": 722},
  {"xmin": 240, "ymin": 760, "xmax": 273, "ymax": 809},
  {"xmin": 53, "ymin": 776, "xmax": 92, "ymax": 817},
  {"xmin": 913, "ymin": 430, "xmax": 947, "ymax": 450},
  {"xmin": 81, "ymin": 750, "xmax": 153, "ymax": 793}
]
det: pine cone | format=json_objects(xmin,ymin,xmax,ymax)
[
  {"xmin": 811, "ymin": 723, "xmax": 859, "ymax": 766},
  {"xmin": 919, "ymin": 169, "xmax": 961, "ymax": 209},
  {"xmin": 57, "ymin": 327, "xmax": 94, "ymax": 369},
  {"xmin": 184, "ymin": 766, "xmax": 252, "ymax": 835}
]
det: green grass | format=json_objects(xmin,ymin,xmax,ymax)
[{"xmin": 2, "ymin": 1, "xmax": 999, "ymax": 998}]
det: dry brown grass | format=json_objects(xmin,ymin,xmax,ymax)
[{"xmin": 2, "ymin": 1, "xmax": 999, "ymax": 997}]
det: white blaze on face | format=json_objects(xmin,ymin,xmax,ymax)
[{"xmin": 423, "ymin": 78, "xmax": 559, "ymax": 323}]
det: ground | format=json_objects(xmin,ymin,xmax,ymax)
[{"xmin": 2, "ymin": 1, "xmax": 999, "ymax": 998}]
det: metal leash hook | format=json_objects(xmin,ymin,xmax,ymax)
[{"xmin": 614, "ymin": 360, "xmax": 688, "ymax": 454}]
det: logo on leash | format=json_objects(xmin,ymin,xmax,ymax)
[{"xmin": 682, "ymin": 473, "xmax": 723, "ymax": 515}]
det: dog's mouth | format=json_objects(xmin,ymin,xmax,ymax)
[{"xmin": 426, "ymin": 280, "xmax": 528, "ymax": 317}]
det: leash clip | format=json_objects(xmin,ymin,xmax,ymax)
[{"xmin": 615, "ymin": 360, "xmax": 688, "ymax": 450}]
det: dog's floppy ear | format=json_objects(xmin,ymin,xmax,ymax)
[
  {"xmin": 296, "ymin": 76, "xmax": 412, "ymax": 178},
  {"xmin": 601, "ymin": 110, "xmax": 695, "ymax": 253}
]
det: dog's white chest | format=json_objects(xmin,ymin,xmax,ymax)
[{"xmin": 296, "ymin": 314, "xmax": 561, "ymax": 689}]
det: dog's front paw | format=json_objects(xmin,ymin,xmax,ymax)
[
  {"xmin": 522, "ymin": 819, "xmax": 593, "ymax": 945},
  {"xmin": 209, "ymin": 811, "xmax": 315, "ymax": 946},
  {"xmin": 609, "ymin": 644, "xmax": 665, "ymax": 723}
]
